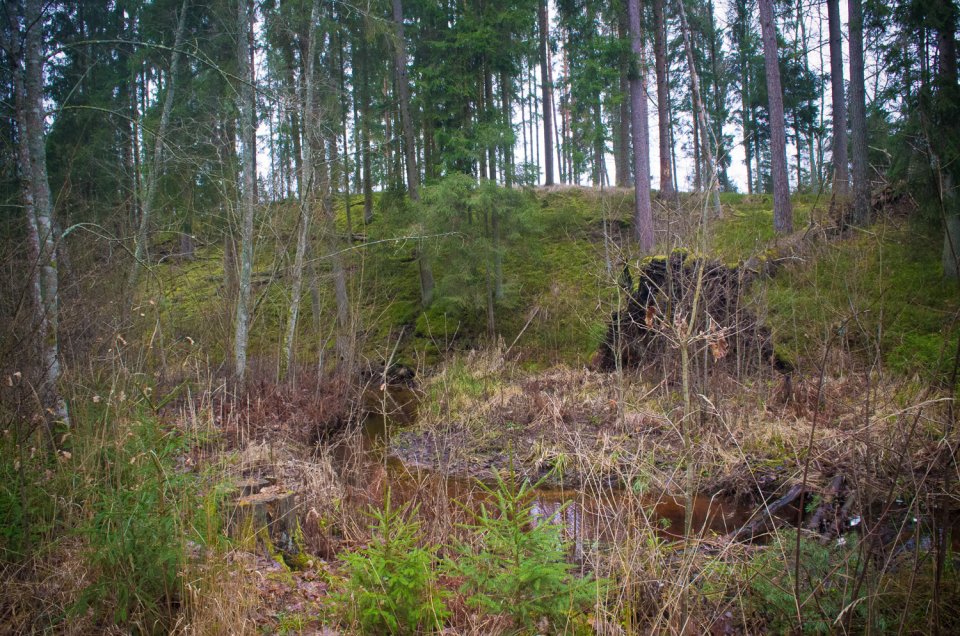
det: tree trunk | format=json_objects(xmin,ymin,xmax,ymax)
[
  {"xmin": 520, "ymin": 77, "xmax": 529, "ymax": 167},
  {"xmin": 592, "ymin": 99, "xmax": 604, "ymax": 188},
  {"xmin": 322, "ymin": 142, "xmax": 353, "ymax": 373},
  {"xmin": 794, "ymin": 113, "xmax": 803, "ymax": 188},
  {"xmin": 483, "ymin": 210, "xmax": 496, "ymax": 338},
  {"xmin": 562, "ymin": 49, "xmax": 572, "ymax": 182},
  {"xmin": 478, "ymin": 71, "xmax": 488, "ymax": 180},
  {"xmin": 418, "ymin": 239, "xmax": 434, "ymax": 308},
  {"xmin": 233, "ymin": 0, "xmax": 257, "ymax": 383},
  {"xmin": 338, "ymin": 29, "xmax": 352, "ymax": 240},
  {"xmin": 286, "ymin": 65, "xmax": 303, "ymax": 195},
  {"xmin": 742, "ymin": 63, "xmax": 753, "ymax": 195},
  {"xmin": 692, "ymin": 94, "xmax": 702, "ymax": 190},
  {"xmin": 755, "ymin": 132, "xmax": 763, "ymax": 193},
  {"xmin": 796, "ymin": 3, "xmax": 820, "ymax": 190},
  {"xmin": 484, "ymin": 63, "xmax": 496, "ymax": 181},
  {"xmin": 847, "ymin": 0, "xmax": 870, "ymax": 226},
  {"xmin": 935, "ymin": 3, "xmax": 960, "ymax": 277},
  {"xmin": 618, "ymin": 77, "xmax": 632, "ymax": 187},
  {"xmin": 391, "ymin": 0, "xmax": 419, "ymax": 201},
  {"xmin": 501, "ymin": 70, "xmax": 513, "ymax": 187},
  {"xmin": 627, "ymin": 0, "xmax": 654, "ymax": 252},
  {"xmin": 229, "ymin": 489, "xmax": 301, "ymax": 559},
  {"xmin": 221, "ymin": 121, "xmax": 239, "ymax": 322},
  {"xmin": 707, "ymin": 0, "xmax": 729, "ymax": 190},
  {"xmin": 677, "ymin": 0, "xmax": 722, "ymax": 216},
  {"xmin": 758, "ymin": 0, "xmax": 794, "ymax": 233},
  {"xmin": 358, "ymin": 40, "xmax": 374, "ymax": 223},
  {"xmin": 9, "ymin": 0, "xmax": 69, "ymax": 433},
  {"xmin": 282, "ymin": 0, "xmax": 321, "ymax": 381},
  {"xmin": 615, "ymin": 9, "xmax": 631, "ymax": 188},
  {"xmin": 551, "ymin": 53, "xmax": 563, "ymax": 184},
  {"xmin": 129, "ymin": 0, "xmax": 190, "ymax": 291},
  {"xmin": 531, "ymin": 63, "xmax": 540, "ymax": 171},
  {"xmin": 653, "ymin": 0, "xmax": 676, "ymax": 203}
]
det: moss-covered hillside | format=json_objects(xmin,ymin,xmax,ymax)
[{"xmin": 146, "ymin": 184, "xmax": 958, "ymax": 382}]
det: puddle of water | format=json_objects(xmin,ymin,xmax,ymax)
[
  {"xmin": 339, "ymin": 388, "xmax": 955, "ymax": 555},
  {"xmin": 340, "ymin": 388, "xmax": 775, "ymax": 547}
]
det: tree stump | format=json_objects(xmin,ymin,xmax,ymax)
[
  {"xmin": 228, "ymin": 488, "xmax": 301, "ymax": 559},
  {"xmin": 233, "ymin": 476, "xmax": 274, "ymax": 497}
]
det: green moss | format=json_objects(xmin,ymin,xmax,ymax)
[
  {"xmin": 764, "ymin": 221, "xmax": 960, "ymax": 381},
  {"xmin": 149, "ymin": 188, "xmax": 939, "ymax": 378},
  {"xmin": 710, "ymin": 194, "xmax": 813, "ymax": 262}
]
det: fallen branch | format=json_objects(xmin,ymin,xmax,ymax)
[
  {"xmin": 805, "ymin": 474, "xmax": 845, "ymax": 535},
  {"xmin": 726, "ymin": 483, "xmax": 804, "ymax": 541}
]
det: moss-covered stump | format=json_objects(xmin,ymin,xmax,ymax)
[
  {"xmin": 595, "ymin": 249, "xmax": 790, "ymax": 377},
  {"xmin": 229, "ymin": 489, "xmax": 301, "ymax": 560}
]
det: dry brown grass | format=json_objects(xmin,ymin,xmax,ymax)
[{"xmin": 0, "ymin": 539, "xmax": 94, "ymax": 635}]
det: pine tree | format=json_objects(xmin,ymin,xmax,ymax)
[
  {"xmin": 758, "ymin": 0, "xmax": 793, "ymax": 233},
  {"xmin": 827, "ymin": 0, "xmax": 849, "ymax": 206},
  {"xmin": 627, "ymin": 0, "xmax": 654, "ymax": 251},
  {"xmin": 848, "ymin": 0, "xmax": 870, "ymax": 226}
]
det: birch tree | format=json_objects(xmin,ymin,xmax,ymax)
[
  {"xmin": 677, "ymin": 0, "xmax": 722, "ymax": 216},
  {"xmin": 5, "ymin": 0, "xmax": 69, "ymax": 432},
  {"xmin": 233, "ymin": 0, "xmax": 257, "ymax": 383},
  {"xmin": 281, "ymin": 0, "xmax": 320, "ymax": 379},
  {"xmin": 128, "ymin": 0, "xmax": 190, "ymax": 291}
]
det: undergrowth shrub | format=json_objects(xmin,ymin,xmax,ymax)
[
  {"xmin": 336, "ymin": 495, "xmax": 448, "ymax": 634},
  {"xmin": 449, "ymin": 471, "xmax": 599, "ymax": 633},
  {"xmin": 0, "ymin": 428, "xmax": 59, "ymax": 562},
  {"xmin": 76, "ymin": 412, "xmax": 194, "ymax": 627},
  {"xmin": 746, "ymin": 529, "xmax": 878, "ymax": 634},
  {"xmin": 0, "ymin": 378, "xmax": 202, "ymax": 633}
]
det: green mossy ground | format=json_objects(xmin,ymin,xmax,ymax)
[
  {"xmin": 145, "ymin": 186, "xmax": 957, "ymax": 383},
  {"xmin": 142, "ymin": 185, "xmax": 958, "ymax": 482},
  {"xmin": 764, "ymin": 219, "xmax": 960, "ymax": 384},
  {"xmin": 10, "ymin": 186, "xmax": 958, "ymax": 634}
]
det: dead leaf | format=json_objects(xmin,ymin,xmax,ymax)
[{"xmin": 709, "ymin": 333, "xmax": 729, "ymax": 361}]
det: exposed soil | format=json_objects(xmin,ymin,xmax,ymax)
[{"xmin": 593, "ymin": 250, "xmax": 790, "ymax": 376}]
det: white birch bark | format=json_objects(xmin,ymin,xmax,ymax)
[
  {"xmin": 233, "ymin": 0, "xmax": 256, "ymax": 382},
  {"xmin": 281, "ymin": 0, "xmax": 320, "ymax": 379},
  {"xmin": 8, "ymin": 0, "xmax": 69, "ymax": 431},
  {"xmin": 677, "ymin": 0, "xmax": 723, "ymax": 218}
]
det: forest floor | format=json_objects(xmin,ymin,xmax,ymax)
[
  {"xmin": 196, "ymin": 187, "xmax": 958, "ymax": 633},
  {"xmin": 4, "ymin": 186, "xmax": 960, "ymax": 634}
]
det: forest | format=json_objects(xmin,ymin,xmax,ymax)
[{"xmin": 2, "ymin": 0, "xmax": 960, "ymax": 632}]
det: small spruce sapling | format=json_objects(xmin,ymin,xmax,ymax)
[
  {"xmin": 448, "ymin": 469, "xmax": 599, "ymax": 632},
  {"xmin": 336, "ymin": 493, "xmax": 448, "ymax": 634}
]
